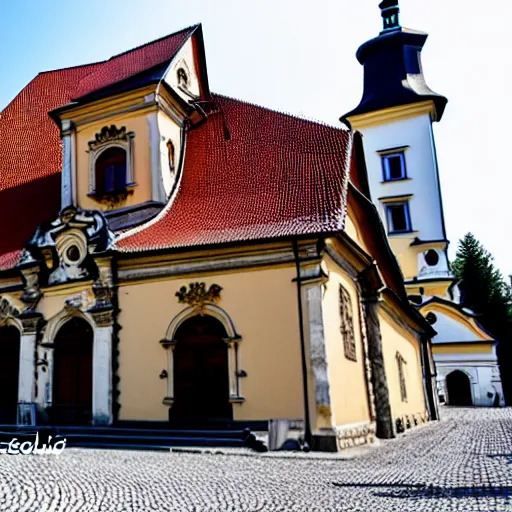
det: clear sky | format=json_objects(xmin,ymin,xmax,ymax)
[{"xmin": 1, "ymin": 0, "xmax": 510, "ymax": 278}]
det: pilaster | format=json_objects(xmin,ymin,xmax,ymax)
[{"xmin": 90, "ymin": 309, "xmax": 114, "ymax": 425}]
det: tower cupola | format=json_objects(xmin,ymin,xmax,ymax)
[
  {"xmin": 380, "ymin": 0, "xmax": 400, "ymax": 33},
  {"xmin": 342, "ymin": 1, "xmax": 447, "ymax": 123}
]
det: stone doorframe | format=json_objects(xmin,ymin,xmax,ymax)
[
  {"xmin": 159, "ymin": 304, "xmax": 244, "ymax": 408},
  {"xmin": 33, "ymin": 308, "xmax": 114, "ymax": 425}
]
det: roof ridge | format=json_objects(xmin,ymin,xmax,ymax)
[
  {"xmin": 212, "ymin": 92, "xmax": 349, "ymax": 132},
  {"xmin": 35, "ymin": 24, "xmax": 199, "ymax": 77},
  {"xmin": 107, "ymin": 24, "xmax": 199, "ymax": 61},
  {"xmin": 38, "ymin": 61, "xmax": 104, "ymax": 75}
]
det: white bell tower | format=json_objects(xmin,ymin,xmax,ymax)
[{"xmin": 342, "ymin": 0, "xmax": 453, "ymax": 302}]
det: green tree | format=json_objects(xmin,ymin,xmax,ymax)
[{"xmin": 452, "ymin": 233, "xmax": 512, "ymax": 401}]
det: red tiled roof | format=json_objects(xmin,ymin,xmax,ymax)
[
  {"xmin": 118, "ymin": 95, "xmax": 352, "ymax": 252},
  {"xmin": 73, "ymin": 26, "xmax": 196, "ymax": 99},
  {"xmin": 0, "ymin": 65, "xmax": 100, "ymax": 271},
  {"xmin": 0, "ymin": 27, "xmax": 196, "ymax": 271}
]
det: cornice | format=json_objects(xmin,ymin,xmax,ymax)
[{"xmin": 347, "ymin": 101, "xmax": 436, "ymax": 130}]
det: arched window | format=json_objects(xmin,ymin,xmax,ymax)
[{"xmin": 95, "ymin": 147, "xmax": 127, "ymax": 195}]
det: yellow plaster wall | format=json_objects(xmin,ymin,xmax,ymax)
[
  {"xmin": 76, "ymin": 111, "xmax": 152, "ymax": 211},
  {"xmin": 379, "ymin": 308, "xmax": 427, "ymax": 420},
  {"xmin": 388, "ymin": 236, "xmax": 417, "ymax": 280},
  {"xmin": 322, "ymin": 255, "xmax": 371, "ymax": 427},
  {"xmin": 117, "ymin": 266, "xmax": 304, "ymax": 421},
  {"xmin": 433, "ymin": 343, "xmax": 493, "ymax": 355}
]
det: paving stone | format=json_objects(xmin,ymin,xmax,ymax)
[{"xmin": 0, "ymin": 407, "xmax": 511, "ymax": 510}]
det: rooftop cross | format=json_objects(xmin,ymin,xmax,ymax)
[{"xmin": 379, "ymin": 0, "xmax": 400, "ymax": 32}]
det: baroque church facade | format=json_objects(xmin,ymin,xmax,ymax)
[
  {"xmin": 0, "ymin": 14, "xmax": 440, "ymax": 450},
  {"xmin": 344, "ymin": 0, "xmax": 504, "ymax": 408}
]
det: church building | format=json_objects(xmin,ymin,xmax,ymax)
[
  {"xmin": 343, "ymin": 0, "xmax": 504, "ymax": 408},
  {"xmin": 0, "ymin": 20, "xmax": 438, "ymax": 450}
]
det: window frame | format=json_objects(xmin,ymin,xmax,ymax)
[
  {"xmin": 94, "ymin": 145, "xmax": 129, "ymax": 195},
  {"xmin": 88, "ymin": 126, "xmax": 135, "ymax": 198},
  {"xmin": 386, "ymin": 201, "xmax": 412, "ymax": 234},
  {"xmin": 381, "ymin": 151, "xmax": 407, "ymax": 182}
]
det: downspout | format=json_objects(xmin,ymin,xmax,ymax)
[
  {"xmin": 421, "ymin": 336, "xmax": 439, "ymax": 421},
  {"xmin": 292, "ymin": 239, "xmax": 312, "ymax": 447}
]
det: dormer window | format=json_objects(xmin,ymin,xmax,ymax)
[
  {"xmin": 88, "ymin": 125, "xmax": 135, "ymax": 206},
  {"xmin": 95, "ymin": 147, "xmax": 127, "ymax": 194}
]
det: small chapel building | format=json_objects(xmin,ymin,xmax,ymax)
[{"xmin": 0, "ymin": 21, "xmax": 438, "ymax": 449}]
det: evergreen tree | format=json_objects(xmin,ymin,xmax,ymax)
[{"xmin": 452, "ymin": 233, "xmax": 512, "ymax": 401}]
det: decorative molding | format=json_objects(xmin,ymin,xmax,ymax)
[
  {"xmin": 88, "ymin": 125, "xmax": 132, "ymax": 151},
  {"xmin": 176, "ymin": 282, "xmax": 222, "ymax": 311},
  {"xmin": 19, "ymin": 316, "xmax": 40, "ymax": 335},
  {"xmin": 339, "ymin": 285, "xmax": 357, "ymax": 362},
  {"xmin": 118, "ymin": 248, "xmax": 299, "ymax": 282},
  {"xmin": 87, "ymin": 125, "xmax": 135, "ymax": 198},
  {"xmin": 0, "ymin": 296, "xmax": 20, "ymax": 321},
  {"xmin": 90, "ymin": 309, "xmax": 114, "ymax": 327},
  {"xmin": 18, "ymin": 206, "xmax": 115, "ymax": 290},
  {"xmin": 165, "ymin": 304, "xmax": 238, "ymax": 341}
]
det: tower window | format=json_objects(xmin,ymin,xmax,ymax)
[
  {"xmin": 95, "ymin": 147, "xmax": 127, "ymax": 195},
  {"xmin": 424, "ymin": 249, "xmax": 440, "ymax": 267},
  {"xmin": 386, "ymin": 202, "xmax": 411, "ymax": 234},
  {"xmin": 382, "ymin": 152, "xmax": 406, "ymax": 181}
]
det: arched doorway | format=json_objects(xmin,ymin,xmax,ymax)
[
  {"xmin": 51, "ymin": 318, "xmax": 93, "ymax": 425},
  {"xmin": 171, "ymin": 315, "xmax": 232, "ymax": 423},
  {"xmin": 0, "ymin": 326, "xmax": 20, "ymax": 423},
  {"xmin": 446, "ymin": 370, "xmax": 473, "ymax": 406}
]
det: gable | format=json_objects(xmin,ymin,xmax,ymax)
[{"xmin": 420, "ymin": 303, "xmax": 493, "ymax": 344}]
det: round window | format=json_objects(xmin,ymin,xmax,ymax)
[
  {"xmin": 66, "ymin": 245, "xmax": 81, "ymax": 263},
  {"xmin": 426, "ymin": 312, "xmax": 437, "ymax": 325},
  {"xmin": 424, "ymin": 249, "xmax": 439, "ymax": 267}
]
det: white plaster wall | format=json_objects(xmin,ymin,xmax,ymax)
[
  {"xmin": 436, "ymin": 363, "xmax": 505, "ymax": 407},
  {"xmin": 163, "ymin": 37, "xmax": 201, "ymax": 100},
  {"xmin": 429, "ymin": 311, "xmax": 484, "ymax": 344},
  {"xmin": 157, "ymin": 111, "xmax": 184, "ymax": 198},
  {"xmin": 359, "ymin": 114, "xmax": 445, "ymax": 242}
]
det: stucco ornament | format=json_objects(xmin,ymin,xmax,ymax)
[
  {"xmin": 0, "ymin": 296, "xmax": 20, "ymax": 321},
  {"xmin": 18, "ymin": 206, "xmax": 115, "ymax": 288},
  {"xmin": 175, "ymin": 282, "xmax": 223, "ymax": 312}
]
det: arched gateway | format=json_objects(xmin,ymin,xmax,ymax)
[
  {"xmin": 446, "ymin": 370, "xmax": 473, "ymax": 406},
  {"xmin": 50, "ymin": 317, "xmax": 93, "ymax": 425},
  {"xmin": 171, "ymin": 315, "xmax": 232, "ymax": 423},
  {"xmin": 0, "ymin": 326, "xmax": 20, "ymax": 423}
]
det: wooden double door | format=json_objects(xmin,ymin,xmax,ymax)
[
  {"xmin": 51, "ymin": 318, "xmax": 93, "ymax": 425},
  {"xmin": 0, "ymin": 326, "xmax": 20, "ymax": 424},
  {"xmin": 171, "ymin": 315, "xmax": 232, "ymax": 423}
]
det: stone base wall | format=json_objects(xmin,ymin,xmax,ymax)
[
  {"xmin": 335, "ymin": 421, "xmax": 376, "ymax": 450},
  {"xmin": 394, "ymin": 411, "xmax": 429, "ymax": 434}
]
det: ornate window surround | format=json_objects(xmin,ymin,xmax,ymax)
[
  {"xmin": 87, "ymin": 125, "xmax": 135, "ymax": 198},
  {"xmin": 160, "ymin": 304, "xmax": 244, "ymax": 407},
  {"xmin": 339, "ymin": 285, "xmax": 357, "ymax": 362}
]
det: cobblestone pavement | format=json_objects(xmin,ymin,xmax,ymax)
[{"xmin": 0, "ymin": 407, "xmax": 511, "ymax": 511}]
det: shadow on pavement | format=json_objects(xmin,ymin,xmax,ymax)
[{"xmin": 331, "ymin": 482, "xmax": 512, "ymax": 500}]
